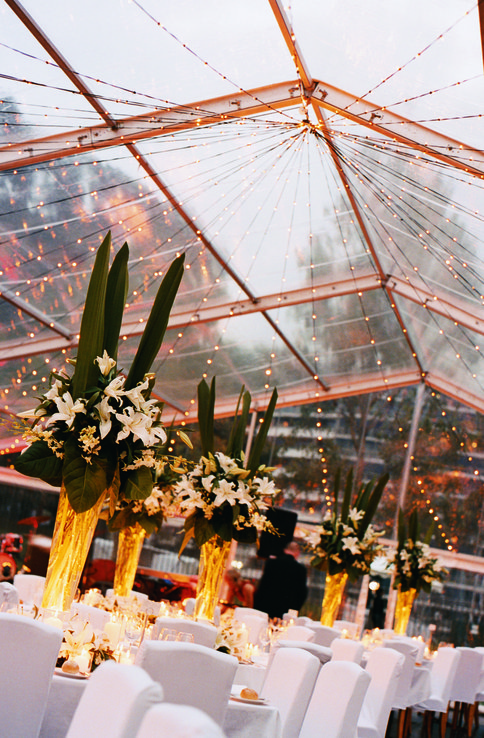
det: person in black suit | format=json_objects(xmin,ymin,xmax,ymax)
[{"xmin": 253, "ymin": 541, "xmax": 308, "ymax": 619}]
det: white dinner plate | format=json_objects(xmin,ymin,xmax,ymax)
[
  {"xmin": 230, "ymin": 695, "xmax": 268, "ymax": 706},
  {"xmin": 55, "ymin": 667, "xmax": 90, "ymax": 680}
]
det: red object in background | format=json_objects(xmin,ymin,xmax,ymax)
[
  {"xmin": 0, "ymin": 552, "xmax": 16, "ymax": 581},
  {"xmin": 17, "ymin": 515, "xmax": 51, "ymax": 531}
]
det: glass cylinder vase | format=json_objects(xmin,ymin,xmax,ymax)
[
  {"xmin": 320, "ymin": 570, "xmax": 348, "ymax": 626},
  {"xmin": 113, "ymin": 523, "xmax": 146, "ymax": 598},
  {"xmin": 42, "ymin": 484, "xmax": 107, "ymax": 612},
  {"xmin": 393, "ymin": 586, "xmax": 417, "ymax": 635},
  {"xmin": 194, "ymin": 536, "xmax": 231, "ymax": 622}
]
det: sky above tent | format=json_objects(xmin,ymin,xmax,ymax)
[{"xmin": 0, "ymin": 0, "xmax": 483, "ymax": 451}]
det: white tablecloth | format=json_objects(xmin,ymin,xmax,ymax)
[
  {"xmin": 234, "ymin": 663, "xmax": 267, "ymax": 693},
  {"xmin": 223, "ymin": 700, "xmax": 282, "ymax": 738},
  {"xmin": 41, "ymin": 668, "xmax": 281, "ymax": 738}
]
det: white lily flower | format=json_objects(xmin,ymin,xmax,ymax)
[
  {"xmin": 341, "ymin": 536, "xmax": 361, "ymax": 555},
  {"xmin": 115, "ymin": 406, "xmax": 166, "ymax": 446},
  {"xmin": 124, "ymin": 378, "xmax": 150, "ymax": 410},
  {"xmin": 17, "ymin": 407, "xmax": 46, "ymax": 419},
  {"xmin": 47, "ymin": 392, "xmax": 86, "ymax": 428},
  {"xmin": 95, "ymin": 350, "xmax": 116, "ymax": 376},
  {"xmin": 94, "ymin": 396, "xmax": 114, "ymax": 439},
  {"xmin": 103, "ymin": 375, "xmax": 125, "ymax": 403},
  {"xmin": 215, "ymin": 452, "xmax": 239, "ymax": 474},
  {"xmin": 212, "ymin": 478, "xmax": 238, "ymax": 506},
  {"xmin": 44, "ymin": 378, "xmax": 64, "ymax": 401}
]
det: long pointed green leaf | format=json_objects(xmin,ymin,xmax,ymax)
[
  {"xmin": 333, "ymin": 467, "xmax": 341, "ymax": 518},
  {"xmin": 424, "ymin": 520, "xmax": 434, "ymax": 545},
  {"xmin": 198, "ymin": 377, "xmax": 215, "ymax": 457},
  {"xmin": 247, "ymin": 387, "xmax": 278, "ymax": 472},
  {"xmin": 231, "ymin": 390, "xmax": 251, "ymax": 460},
  {"xmin": 103, "ymin": 242, "xmax": 129, "ymax": 361},
  {"xmin": 359, "ymin": 472, "xmax": 389, "ymax": 537},
  {"xmin": 125, "ymin": 253, "xmax": 185, "ymax": 389},
  {"xmin": 72, "ymin": 232, "xmax": 111, "ymax": 399},
  {"xmin": 408, "ymin": 509, "xmax": 419, "ymax": 543},
  {"xmin": 340, "ymin": 467, "xmax": 354, "ymax": 523},
  {"xmin": 397, "ymin": 508, "xmax": 407, "ymax": 548},
  {"xmin": 226, "ymin": 386, "xmax": 246, "ymax": 457}
]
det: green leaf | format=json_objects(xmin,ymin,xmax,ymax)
[
  {"xmin": 197, "ymin": 377, "xmax": 215, "ymax": 457},
  {"xmin": 340, "ymin": 467, "xmax": 354, "ymax": 524},
  {"xmin": 72, "ymin": 231, "xmax": 111, "ymax": 400},
  {"xmin": 14, "ymin": 440, "xmax": 62, "ymax": 487},
  {"xmin": 226, "ymin": 386, "xmax": 246, "ymax": 458},
  {"xmin": 397, "ymin": 508, "xmax": 407, "ymax": 549},
  {"xmin": 333, "ymin": 467, "xmax": 341, "ymax": 518},
  {"xmin": 194, "ymin": 516, "xmax": 215, "ymax": 547},
  {"xmin": 359, "ymin": 472, "xmax": 389, "ymax": 537},
  {"xmin": 125, "ymin": 253, "xmax": 185, "ymax": 389},
  {"xmin": 121, "ymin": 466, "xmax": 153, "ymax": 500},
  {"xmin": 246, "ymin": 387, "xmax": 278, "ymax": 473},
  {"xmin": 229, "ymin": 390, "xmax": 251, "ymax": 461},
  {"xmin": 408, "ymin": 509, "xmax": 420, "ymax": 543},
  {"xmin": 103, "ymin": 242, "xmax": 129, "ymax": 362},
  {"xmin": 234, "ymin": 525, "xmax": 257, "ymax": 544},
  {"xmin": 62, "ymin": 446, "xmax": 109, "ymax": 513}
]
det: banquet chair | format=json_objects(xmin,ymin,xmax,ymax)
[
  {"xmin": 382, "ymin": 640, "xmax": 419, "ymax": 738},
  {"xmin": 333, "ymin": 619, "xmax": 361, "ymax": 639},
  {"xmin": 413, "ymin": 646, "xmax": 461, "ymax": 738},
  {"xmin": 274, "ymin": 639, "xmax": 333, "ymax": 665},
  {"xmin": 0, "ymin": 612, "xmax": 63, "ymax": 738},
  {"xmin": 331, "ymin": 637, "xmax": 365, "ymax": 663},
  {"xmin": 299, "ymin": 659, "xmax": 371, "ymax": 738},
  {"xmin": 447, "ymin": 647, "xmax": 483, "ymax": 737},
  {"xmin": 151, "ymin": 616, "xmax": 218, "ymax": 648},
  {"xmin": 137, "ymin": 640, "xmax": 238, "ymax": 726},
  {"xmin": 71, "ymin": 601, "xmax": 111, "ymax": 631},
  {"xmin": 233, "ymin": 606, "xmax": 269, "ymax": 623},
  {"xmin": 278, "ymin": 624, "xmax": 315, "ymax": 642},
  {"xmin": 66, "ymin": 661, "xmax": 163, "ymax": 738},
  {"xmin": 306, "ymin": 622, "xmax": 342, "ymax": 647},
  {"xmin": 357, "ymin": 646, "xmax": 404, "ymax": 738},
  {"xmin": 136, "ymin": 703, "xmax": 227, "ymax": 738},
  {"xmin": 0, "ymin": 581, "xmax": 19, "ymax": 609},
  {"xmin": 295, "ymin": 616, "xmax": 314, "ymax": 626},
  {"xmin": 232, "ymin": 612, "xmax": 267, "ymax": 645},
  {"xmin": 185, "ymin": 598, "xmax": 221, "ymax": 625},
  {"xmin": 13, "ymin": 573, "xmax": 45, "ymax": 605},
  {"xmin": 472, "ymin": 646, "xmax": 484, "ymax": 732},
  {"xmin": 260, "ymin": 646, "xmax": 320, "ymax": 738}
]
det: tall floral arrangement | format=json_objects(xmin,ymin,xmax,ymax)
[
  {"xmin": 305, "ymin": 468, "xmax": 388, "ymax": 626},
  {"xmin": 14, "ymin": 232, "xmax": 185, "ymax": 610},
  {"xmin": 387, "ymin": 509, "xmax": 448, "ymax": 594},
  {"xmin": 174, "ymin": 377, "xmax": 279, "ymax": 621},
  {"xmin": 306, "ymin": 468, "xmax": 388, "ymax": 581},
  {"xmin": 176, "ymin": 378, "xmax": 279, "ymax": 550}
]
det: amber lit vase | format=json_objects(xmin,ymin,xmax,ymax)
[
  {"xmin": 113, "ymin": 523, "xmax": 146, "ymax": 597},
  {"xmin": 393, "ymin": 586, "xmax": 417, "ymax": 635},
  {"xmin": 320, "ymin": 571, "xmax": 348, "ymax": 626},
  {"xmin": 42, "ymin": 484, "xmax": 107, "ymax": 612},
  {"xmin": 194, "ymin": 537, "xmax": 231, "ymax": 622}
]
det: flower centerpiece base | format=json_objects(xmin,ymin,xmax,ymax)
[
  {"xmin": 394, "ymin": 586, "xmax": 417, "ymax": 635},
  {"xmin": 42, "ymin": 485, "xmax": 107, "ymax": 611},
  {"xmin": 113, "ymin": 523, "xmax": 146, "ymax": 598},
  {"xmin": 194, "ymin": 537, "xmax": 231, "ymax": 623},
  {"xmin": 320, "ymin": 571, "xmax": 348, "ymax": 627}
]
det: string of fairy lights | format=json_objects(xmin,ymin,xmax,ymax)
[{"xmin": 0, "ymin": 1, "xmax": 483, "ymax": 552}]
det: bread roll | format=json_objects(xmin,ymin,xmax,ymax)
[
  {"xmin": 62, "ymin": 659, "xmax": 80, "ymax": 675},
  {"xmin": 240, "ymin": 687, "xmax": 258, "ymax": 700}
]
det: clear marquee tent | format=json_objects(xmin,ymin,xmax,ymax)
[{"xmin": 0, "ymin": 0, "xmax": 484, "ymax": 460}]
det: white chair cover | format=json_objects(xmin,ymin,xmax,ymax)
[
  {"xmin": 448, "ymin": 647, "xmax": 483, "ymax": 704},
  {"xmin": 274, "ymin": 639, "xmax": 333, "ymax": 665},
  {"xmin": 278, "ymin": 625, "xmax": 315, "ymax": 642},
  {"xmin": 333, "ymin": 619, "xmax": 360, "ymax": 639},
  {"xmin": 0, "ymin": 612, "xmax": 63, "ymax": 738},
  {"xmin": 414, "ymin": 646, "xmax": 461, "ymax": 713},
  {"xmin": 66, "ymin": 661, "xmax": 163, "ymax": 738},
  {"xmin": 261, "ymin": 647, "xmax": 320, "ymax": 738},
  {"xmin": 331, "ymin": 637, "xmax": 365, "ymax": 663},
  {"xmin": 233, "ymin": 607, "xmax": 269, "ymax": 623},
  {"xmin": 13, "ymin": 573, "xmax": 45, "ymax": 605},
  {"xmin": 0, "ymin": 582, "xmax": 19, "ymax": 608},
  {"xmin": 151, "ymin": 616, "xmax": 218, "ymax": 648},
  {"xmin": 300, "ymin": 659, "xmax": 371, "ymax": 738},
  {"xmin": 306, "ymin": 622, "xmax": 341, "ymax": 647},
  {"xmin": 232, "ymin": 612, "xmax": 267, "ymax": 645},
  {"xmin": 137, "ymin": 641, "xmax": 238, "ymax": 726},
  {"xmin": 71, "ymin": 602, "xmax": 111, "ymax": 632},
  {"xmin": 392, "ymin": 634, "xmax": 425, "ymax": 662},
  {"xmin": 382, "ymin": 640, "xmax": 419, "ymax": 710},
  {"xmin": 473, "ymin": 646, "xmax": 484, "ymax": 700},
  {"xmin": 137, "ymin": 703, "xmax": 228, "ymax": 738},
  {"xmin": 295, "ymin": 616, "xmax": 313, "ymax": 626},
  {"xmin": 357, "ymin": 646, "xmax": 404, "ymax": 738}
]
